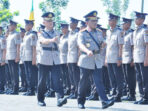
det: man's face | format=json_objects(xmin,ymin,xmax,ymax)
[
  {"xmin": 135, "ymin": 18, "xmax": 144, "ymax": 26},
  {"xmin": 70, "ymin": 22, "xmax": 78, "ymax": 30},
  {"xmin": 8, "ymin": 24, "xmax": 16, "ymax": 31},
  {"xmin": 87, "ymin": 20, "xmax": 98, "ymax": 29},
  {"xmin": 43, "ymin": 20, "xmax": 54, "ymax": 29},
  {"xmin": 20, "ymin": 31, "xmax": 25, "ymax": 37},
  {"xmin": 25, "ymin": 24, "xmax": 33, "ymax": 31},
  {"xmin": 62, "ymin": 27, "xmax": 68, "ymax": 34},
  {"xmin": 109, "ymin": 19, "xmax": 117, "ymax": 28},
  {"xmin": 122, "ymin": 22, "xmax": 131, "ymax": 30}
]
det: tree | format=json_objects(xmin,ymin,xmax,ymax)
[
  {"xmin": 39, "ymin": 0, "xmax": 69, "ymax": 30},
  {"xmin": 0, "ymin": 0, "xmax": 19, "ymax": 27},
  {"xmin": 101, "ymin": 0, "xmax": 130, "ymax": 16}
]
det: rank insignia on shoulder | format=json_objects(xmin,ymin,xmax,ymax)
[{"xmin": 86, "ymin": 43, "xmax": 90, "ymax": 48}]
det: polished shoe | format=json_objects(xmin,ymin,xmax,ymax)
[
  {"xmin": 68, "ymin": 93, "xmax": 77, "ymax": 99},
  {"xmin": 86, "ymin": 95, "xmax": 99, "ymax": 101},
  {"xmin": 45, "ymin": 91, "xmax": 55, "ymax": 97},
  {"xmin": 138, "ymin": 99, "xmax": 148, "ymax": 105},
  {"xmin": 102, "ymin": 100, "xmax": 114, "ymax": 109},
  {"xmin": 64, "ymin": 89, "xmax": 70, "ymax": 95},
  {"xmin": 122, "ymin": 96, "xmax": 136, "ymax": 101},
  {"xmin": 23, "ymin": 91, "xmax": 35, "ymax": 96},
  {"xmin": 57, "ymin": 97, "xmax": 67, "ymax": 107},
  {"xmin": 9, "ymin": 91, "xmax": 19, "ymax": 95},
  {"xmin": 134, "ymin": 98, "xmax": 143, "ymax": 104},
  {"xmin": 19, "ymin": 87, "xmax": 27, "ymax": 92},
  {"xmin": 38, "ymin": 101, "xmax": 46, "ymax": 106},
  {"xmin": 78, "ymin": 104, "xmax": 85, "ymax": 109},
  {"xmin": 0, "ymin": 90, "xmax": 5, "ymax": 94},
  {"xmin": 112, "ymin": 97, "xmax": 122, "ymax": 102}
]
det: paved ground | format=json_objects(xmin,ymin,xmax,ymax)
[{"xmin": 0, "ymin": 94, "xmax": 148, "ymax": 111}]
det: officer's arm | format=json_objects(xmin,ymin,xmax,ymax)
[
  {"xmin": 118, "ymin": 32, "xmax": 124, "ymax": 59},
  {"xmin": 1, "ymin": 39, "xmax": 6, "ymax": 63},
  {"xmin": 16, "ymin": 34, "xmax": 20, "ymax": 61},
  {"xmin": 39, "ymin": 34, "xmax": 57, "ymax": 45},
  {"xmin": 144, "ymin": 30, "xmax": 148, "ymax": 63}
]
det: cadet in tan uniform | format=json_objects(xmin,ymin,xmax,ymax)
[
  {"xmin": 67, "ymin": 17, "xmax": 80, "ymax": 99},
  {"xmin": 132, "ymin": 11, "xmax": 148, "ymax": 105},
  {"xmin": 6, "ymin": 20, "xmax": 20, "ymax": 95},
  {"xmin": 37, "ymin": 12, "xmax": 67, "ymax": 107},
  {"xmin": 0, "ymin": 26, "xmax": 6, "ymax": 94},
  {"xmin": 22, "ymin": 19, "xmax": 37, "ymax": 96},
  {"xmin": 105, "ymin": 13, "xmax": 124, "ymax": 102},
  {"xmin": 120, "ymin": 18, "xmax": 136, "ymax": 101},
  {"xmin": 77, "ymin": 11, "xmax": 114, "ymax": 109},
  {"xmin": 19, "ymin": 27, "xmax": 27, "ymax": 92},
  {"xmin": 59, "ymin": 23, "xmax": 71, "ymax": 95}
]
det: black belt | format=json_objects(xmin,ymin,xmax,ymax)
[
  {"xmin": 42, "ymin": 47, "xmax": 58, "ymax": 51},
  {"xmin": 81, "ymin": 50, "xmax": 100, "ymax": 55}
]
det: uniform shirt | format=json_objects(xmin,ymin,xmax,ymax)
[
  {"xmin": 67, "ymin": 29, "xmax": 79, "ymax": 63},
  {"xmin": 59, "ymin": 33, "xmax": 68, "ymax": 64},
  {"xmin": 36, "ymin": 35, "xmax": 42, "ymax": 64},
  {"xmin": 23, "ymin": 31, "xmax": 37, "ymax": 61},
  {"xmin": 133, "ymin": 25, "xmax": 148, "ymax": 63},
  {"xmin": 0, "ymin": 35, "xmax": 6, "ymax": 63},
  {"xmin": 19, "ymin": 37, "xmax": 24, "ymax": 64},
  {"xmin": 122, "ymin": 30, "xmax": 133, "ymax": 64},
  {"xmin": 77, "ymin": 28, "xmax": 104, "ymax": 70},
  {"xmin": 38, "ymin": 28, "xmax": 60, "ymax": 65},
  {"xmin": 106, "ymin": 27, "xmax": 124, "ymax": 63},
  {"xmin": 6, "ymin": 31, "xmax": 21, "ymax": 60}
]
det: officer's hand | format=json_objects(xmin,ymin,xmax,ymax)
[
  {"xmin": 32, "ymin": 59, "xmax": 36, "ymax": 65},
  {"xmin": 51, "ymin": 37, "xmax": 58, "ymax": 42},
  {"xmin": 87, "ymin": 50, "xmax": 93, "ymax": 57},
  {"xmin": 130, "ymin": 62, "xmax": 134, "ymax": 67},
  {"xmin": 117, "ymin": 60, "xmax": 122, "ymax": 67},
  {"xmin": 144, "ymin": 60, "xmax": 148, "ymax": 67},
  {"xmin": 1, "ymin": 62, "xmax": 5, "ymax": 66},
  {"xmin": 15, "ymin": 57, "xmax": 20, "ymax": 63}
]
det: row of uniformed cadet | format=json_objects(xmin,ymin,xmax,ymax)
[{"xmin": 0, "ymin": 10, "xmax": 148, "ymax": 109}]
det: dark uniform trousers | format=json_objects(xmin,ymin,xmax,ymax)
[
  {"xmin": 78, "ymin": 67, "xmax": 108, "ymax": 105},
  {"xmin": 32, "ymin": 65, "xmax": 38, "ymax": 88},
  {"xmin": 37, "ymin": 64, "xmax": 64, "ymax": 102},
  {"xmin": 24, "ymin": 61, "xmax": 35, "ymax": 92},
  {"xmin": 122, "ymin": 64, "xmax": 136, "ymax": 97},
  {"xmin": 68, "ymin": 63, "xmax": 80, "ymax": 95},
  {"xmin": 102, "ymin": 66, "xmax": 111, "ymax": 93},
  {"xmin": 0, "ymin": 65, "xmax": 5, "ymax": 91},
  {"xmin": 107, "ymin": 63, "xmax": 124, "ymax": 97},
  {"xmin": 60, "ymin": 64, "xmax": 71, "ymax": 89},
  {"xmin": 135, "ymin": 63, "xmax": 148, "ymax": 100},
  {"xmin": 5, "ymin": 64, "xmax": 11, "ymax": 88},
  {"xmin": 8, "ymin": 60, "xmax": 19, "ymax": 92},
  {"xmin": 19, "ymin": 64, "xmax": 27, "ymax": 88}
]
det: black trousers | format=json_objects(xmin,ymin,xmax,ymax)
[
  {"xmin": 122, "ymin": 64, "xmax": 136, "ymax": 97},
  {"xmin": 5, "ymin": 64, "xmax": 11, "ymax": 87},
  {"xmin": 0, "ymin": 65, "xmax": 5, "ymax": 91},
  {"xmin": 32, "ymin": 65, "xmax": 38, "ymax": 88},
  {"xmin": 107, "ymin": 63, "xmax": 124, "ymax": 97},
  {"xmin": 135, "ymin": 63, "xmax": 148, "ymax": 99},
  {"xmin": 19, "ymin": 64, "xmax": 27, "ymax": 88},
  {"xmin": 37, "ymin": 64, "xmax": 64, "ymax": 101},
  {"xmin": 8, "ymin": 60, "xmax": 19, "ymax": 92},
  {"xmin": 60, "ymin": 64, "xmax": 71, "ymax": 89},
  {"xmin": 68, "ymin": 63, "xmax": 80, "ymax": 95},
  {"xmin": 78, "ymin": 67, "xmax": 108, "ymax": 105},
  {"xmin": 24, "ymin": 61, "xmax": 35, "ymax": 92},
  {"xmin": 102, "ymin": 66, "xmax": 111, "ymax": 93}
]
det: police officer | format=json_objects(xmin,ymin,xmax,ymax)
[
  {"xmin": 121, "ymin": 18, "xmax": 136, "ymax": 101},
  {"xmin": 6, "ymin": 20, "xmax": 20, "ymax": 95},
  {"xmin": 22, "ymin": 19, "xmax": 37, "ymax": 96},
  {"xmin": 19, "ymin": 27, "xmax": 27, "ymax": 92},
  {"xmin": 105, "ymin": 13, "xmax": 124, "ymax": 102},
  {"xmin": 132, "ymin": 11, "xmax": 148, "ymax": 104},
  {"xmin": 59, "ymin": 23, "xmax": 71, "ymax": 95},
  {"xmin": 0, "ymin": 26, "xmax": 6, "ymax": 94},
  {"xmin": 37, "ymin": 12, "xmax": 67, "ymax": 107},
  {"xmin": 67, "ymin": 17, "xmax": 80, "ymax": 99},
  {"xmin": 77, "ymin": 11, "xmax": 114, "ymax": 109}
]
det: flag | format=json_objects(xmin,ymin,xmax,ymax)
[{"xmin": 29, "ymin": 0, "xmax": 34, "ymax": 20}]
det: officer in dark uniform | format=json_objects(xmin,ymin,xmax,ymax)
[
  {"xmin": 132, "ymin": 11, "xmax": 148, "ymax": 105},
  {"xmin": 77, "ymin": 11, "xmax": 114, "ymax": 109},
  {"xmin": 0, "ymin": 26, "xmax": 6, "ymax": 94},
  {"xmin": 19, "ymin": 27, "xmax": 27, "ymax": 92},
  {"xmin": 6, "ymin": 20, "xmax": 20, "ymax": 95},
  {"xmin": 37, "ymin": 12, "xmax": 67, "ymax": 107}
]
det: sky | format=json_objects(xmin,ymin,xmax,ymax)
[{"xmin": 10, "ymin": 0, "xmax": 148, "ymax": 29}]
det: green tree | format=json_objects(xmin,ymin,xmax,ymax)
[
  {"xmin": 39, "ymin": 0, "xmax": 69, "ymax": 30},
  {"xmin": 0, "ymin": 0, "xmax": 19, "ymax": 27}
]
